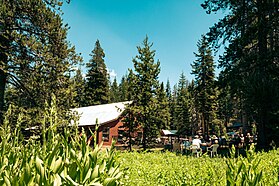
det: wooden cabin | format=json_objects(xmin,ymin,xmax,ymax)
[{"xmin": 72, "ymin": 101, "xmax": 132, "ymax": 146}]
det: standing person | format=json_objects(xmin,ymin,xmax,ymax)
[
  {"xmin": 183, "ymin": 138, "xmax": 191, "ymax": 149},
  {"xmin": 240, "ymin": 133, "xmax": 245, "ymax": 148},
  {"xmin": 245, "ymin": 133, "xmax": 253, "ymax": 148},
  {"xmin": 192, "ymin": 135, "xmax": 202, "ymax": 149},
  {"xmin": 183, "ymin": 138, "xmax": 191, "ymax": 155},
  {"xmin": 191, "ymin": 135, "xmax": 202, "ymax": 157}
]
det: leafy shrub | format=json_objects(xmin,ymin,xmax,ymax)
[{"xmin": 0, "ymin": 97, "xmax": 122, "ymax": 186}]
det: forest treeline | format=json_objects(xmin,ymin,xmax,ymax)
[{"xmin": 0, "ymin": 0, "xmax": 278, "ymax": 149}]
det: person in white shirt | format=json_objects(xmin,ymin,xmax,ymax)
[{"xmin": 192, "ymin": 135, "xmax": 202, "ymax": 149}]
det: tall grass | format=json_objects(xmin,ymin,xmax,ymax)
[
  {"xmin": 0, "ymin": 96, "xmax": 122, "ymax": 186},
  {"xmin": 226, "ymin": 145, "xmax": 263, "ymax": 185},
  {"xmin": 118, "ymin": 147, "xmax": 279, "ymax": 186}
]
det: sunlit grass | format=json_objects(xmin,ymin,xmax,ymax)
[{"xmin": 118, "ymin": 146, "xmax": 279, "ymax": 186}]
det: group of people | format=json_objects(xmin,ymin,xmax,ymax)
[
  {"xmin": 229, "ymin": 132, "xmax": 256, "ymax": 148},
  {"xmin": 163, "ymin": 131, "xmax": 257, "ymax": 156},
  {"xmin": 179, "ymin": 132, "xmax": 257, "ymax": 155},
  {"xmin": 181, "ymin": 135, "xmax": 220, "ymax": 154}
]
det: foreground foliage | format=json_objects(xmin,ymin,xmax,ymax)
[
  {"xmin": 0, "ymin": 101, "xmax": 122, "ymax": 186},
  {"xmin": 118, "ymin": 147, "xmax": 279, "ymax": 186}
]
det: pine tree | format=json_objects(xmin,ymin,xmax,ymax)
[
  {"xmin": 0, "ymin": 0, "xmax": 79, "ymax": 124},
  {"xmin": 72, "ymin": 68, "xmax": 86, "ymax": 107},
  {"xmin": 85, "ymin": 40, "xmax": 110, "ymax": 106},
  {"xmin": 119, "ymin": 69, "xmax": 137, "ymax": 150},
  {"xmin": 170, "ymin": 84, "xmax": 178, "ymax": 130},
  {"xmin": 202, "ymin": 0, "xmax": 279, "ymax": 148},
  {"xmin": 175, "ymin": 73, "xmax": 191, "ymax": 136},
  {"xmin": 188, "ymin": 80, "xmax": 199, "ymax": 136},
  {"xmin": 126, "ymin": 69, "xmax": 137, "ymax": 101},
  {"xmin": 165, "ymin": 79, "xmax": 172, "ymax": 129},
  {"xmin": 166, "ymin": 79, "xmax": 172, "ymax": 103},
  {"xmin": 110, "ymin": 77, "xmax": 119, "ymax": 103},
  {"xmin": 118, "ymin": 75, "xmax": 129, "ymax": 102},
  {"xmin": 156, "ymin": 82, "xmax": 170, "ymax": 130},
  {"xmin": 131, "ymin": 36, "xmax": 161, "ymax": 150},
  {"xmin": 216, "ymin": 75, "xmax": 235, "ymax": 129},
  {"xmin": 191, "ymin": 35, "xmax": 216, "ymax": 136}
]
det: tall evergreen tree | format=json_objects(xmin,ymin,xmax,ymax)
[
  {"xmin": 85, "ymin": 40, "xmax": 110, "ymax": 106},
  {"xmin": 72, "ymin": 68, "xmax": 86, "ymax": 107},
  {"xmin": 166, "ymin": 79, "xmax": 172, "ymax": 103},
  {"xmin": 0, "ymin": 0, "xmax": 79, "ymax": 124},
  {"xmin": 202, "ymin": 0, "xmax": 279, "ymax": 148},
  {"xmin": 126, "ymin": 69, "xmax": 137, "ymax": 101},
  {"xmin": 191, "ymin": 35, "xmax": 216, "ymax": 136},
  {"xmin": 188, "ymin": 80, "xmax": 199, "ymax": 136},
  {"xmin": 175, "ymin": 73, "xmax": 191, "ymax": 136},
  {"xmin": 118, "ymin": 75, "xmax": 129, "ymax": 102},
  {"xmin": 120, "ymin": 70, "xmax": 138, "ymax": 151},
  {"xmin": 121, "ymin": 101, "xmax": 139, "ymax": 151},
  {"xmin": 131, "ymin": 36, "xmax": 161, "ymax": 150},
  {"xmin": 110, "ymin": 77, "xmax": 120, "ymax": 103},
  {"xmin": 216, "ymin": 78, "xmax": 235, "ymax": 129},
  {"xmin": 170, "ymin": 84, "xmax": 178, "ymax": 130},
  {"xmin": 165, "ymin": 79, "xmax": 172, "ymax": 129},
  {"xmin": 156, "ymin": 82, "xmax": 171, "ymax": 130}
]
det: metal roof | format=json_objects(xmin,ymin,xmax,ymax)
[
  {"xmin": 71, "ymin": 101, "xmax": 132, "ymax": 127},
  {"xmin": 161, "ymin": 130, "xmax": 178, "ymax": 136}
]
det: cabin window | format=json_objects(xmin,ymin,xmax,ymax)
[
  {"xmin": 102, "ymin": 127, "xmax": 110, "ymax": 142},
  {"xmin": 117, "ymin": 129, "xmax": 125, "ymax": 143}
]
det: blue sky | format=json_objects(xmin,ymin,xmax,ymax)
[{"xmin": 62, "ymin": 0, "xmax": 222, "ymax": 86}]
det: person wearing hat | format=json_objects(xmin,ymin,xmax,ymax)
[
  {"xmin": 192, "ymin": 135, "xmax": 202, "ymax": 149},
  {"xmin": 211, "ymin": 135, "xmax": 219, "ymax": 145},
  {"xmin": 190, "ymin": 135, "xmax": 202, "ymax": 157}
]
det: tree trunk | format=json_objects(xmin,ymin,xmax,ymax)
[
  {"xmin": 0, "ymin": 69, "xmax": 6, "ymax": 124},
  {"xmin": 201, "ymin": 113, "xmax": 205, "ymax": 136},
  {"xmin": 142, "ymin": 126, "xmax": 147, "ymax": 150},
  {"xmin": 128, "ymin": 116, "xmax": 132, "ymax": 151},
  {"xmin": 0, "ymin": 39, "xmax": 8, "ymax": 125},
  {"xmin": 257, "ymin": 108, "xmax": 268, "ymax": 149},
  {"xmin": 0, "ymin": 30, "xmax": 9, "ymax": 125},
  {"xmin": 256, "ymin": 0, "xmax": 269, "ymax": 149}
]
